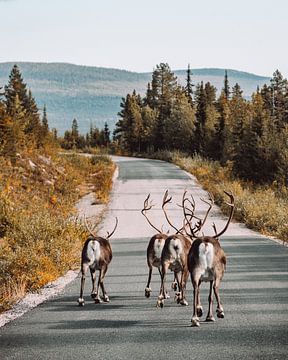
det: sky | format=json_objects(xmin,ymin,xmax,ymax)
[{"xmin": 1, "ymin": 0, "xmax": 288, "ymax": 77}]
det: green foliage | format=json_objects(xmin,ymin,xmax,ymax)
[
  {"xmin": 0, "ymin": 65, "xmax": 56, "ymax": 161},
  {"xmin": 0, "ymin": 62, "xmax": 271, "ymax": 134},
  {"xmin": 115, "ymin": 64, "xmax": 288, "ymax": 187},
  {"xmin": 152, "ymin": 150, "xmax": 288, "ymax": 243}
]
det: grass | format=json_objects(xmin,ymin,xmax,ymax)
[
  {"xmin": 0, "ymin": 152, "xmax": 115, "ymax": 313},
  {"xmin": 151, "ymin": 150, "xmax": 288, "ymax": 243}
]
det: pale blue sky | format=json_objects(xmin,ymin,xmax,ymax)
[{"xmin": 1, "ymin": 0, "xmax": 287, "ymax": 76}]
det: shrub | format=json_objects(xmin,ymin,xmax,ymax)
[
  {"xmin": 152, "ymin": 150, "xmax": 288, "ymax": 243},
  {"xmin": 0, "ymin": 153, "xmax": 115, "ymax": 313}
]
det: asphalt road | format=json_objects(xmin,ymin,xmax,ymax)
[{"xmin": 1, "ymin": 156, "xmax": 287, "ymax": 360}]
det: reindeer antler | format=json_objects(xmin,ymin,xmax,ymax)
[
  {"xmin": 84, "ymin": 214, "xmax": 98, "ymax": 237},
  {"xmin": 84, "ymin": 215, "xmax": 118, "ymax": 239},
  {"xmin": 106, "ymin": 217, "xmax": 118, "ymax": 239},
  {"xmin": 213, "ymin": 191, "xmax": 235, "ymax": 239},
  {"xmin": 162, "ymin": 190, "xmax": 186, "ymax": 235},
  {"xmin": 141, "ymin": 194, "xmax": 162, "ymax": 234}
]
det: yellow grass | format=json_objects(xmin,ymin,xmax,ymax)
[
  {"xmin": 153, "ymin": 150, "xmax": 288, "ymax": 243},
  {"xmin": 0, "ymin": 153, "xmax": 115, "ymax": 313}
]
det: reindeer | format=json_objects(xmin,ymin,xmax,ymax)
[
  {"xmin": 156, "ymin": 190, "xmax": 214, "ymax": 308},
  {"xmin": 141, "ymin": 193, "xmax": 175, "ymax": 299},
  {"xmin": 188, "ymin": 191, "xmax": 234, "ymax": 327},
  {"xmin": 77, "ymin": 216, "xmax": 118, "ymax": 306}
]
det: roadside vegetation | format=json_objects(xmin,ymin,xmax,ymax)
[
  {"xmin": 113, "ymin": 63, "xmax": 288, "ymax": 243},
  {"xmin": 152, "ymin": 150, "xmax": 287, "ymax": 242},
  {"xmin": 0, "ymin": 65, "xmax": 115, "ymax": 313}
]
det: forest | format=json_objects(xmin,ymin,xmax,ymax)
[{"xmin": 113, "ymin": 63, "xmax": 288, "ymax": 186}]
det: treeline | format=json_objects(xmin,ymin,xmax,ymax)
[
  {"xmin": 0, "ymin": 65, "xmax": 57, "ymax": 163},
  {"xmin": 59, "ymin": 119, "xmax": 110, "ymax": 150},
  {"xmin": 0, "ymin": 65, "xmax": 112, "ymax": 157},
  {"xmin": 113, "ymin": 63, "xmax": 288, "ymax": 185}
]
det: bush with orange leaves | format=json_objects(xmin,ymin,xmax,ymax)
[{"xmin": 0, "ymin": 153, "xmax": 115, "ymax": 313}]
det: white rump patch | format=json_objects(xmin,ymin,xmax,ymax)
[
  {"xmin": 168, "ymin": 238, "xmax": 183, "ymax": 260},
  {"xmin": 87, "ymin": 240, "xmax": 101, "ymax": 265},
  {"xmin": 154, "ymin": 238, "xmax": 165, "ymax": 260},
  {"xmin": 198, "ymin": 243, "xmax": 214, "ymax": 282}
]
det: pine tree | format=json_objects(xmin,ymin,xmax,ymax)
[
  {"xmin": 41, "ymin": 105, "xmax": 49, "ymax": 137},
  {"xmin": 163, "ymin": 88, "xmax": 195, "ymax": 152},
  {"xmin": 71, "ymin": 118, "xmax": 79, "ymax": 149},
  {"xmin": 270, "ymin": 70, "xmax": 288, "ymax": 128},
  {"xmin": 194, "ymin": 82, "xmax": 207, "ymax": 155},
  {"xmin": 214, "ymin": 92, "xmax": 229, "ymax": 162},
  {"xmin": 103, "ymin": 122, "xmax": 110, "ymax": 146},
  {"xmin": 4, "ymin": 65, "xmax": 29, "ymax": 116},
  {"xmin": 141, "ymin": 105, "xmax": 157, "ymax": 153},
  {"xmin": 150, "ymin": 63, "xmax": 179, "ymax": 150},
  {"xmin": 185, "ymin": 64, "xmax": 194, "ymax": 106},
  {"xmin": 24, "ymin": 90, "xmax": 42, "ymax": 147},
  {"xmin": 223, "ymin": 70, "xmax": 230, "ymax": 99},
  {"xmin": 228, "ymin": 84, "xmax": 251, "ymax": 177},
  {"xmin": 114, "ymin": 92, "xmax": 144, "ymax": 152}
]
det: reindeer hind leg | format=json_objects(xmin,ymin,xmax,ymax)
[{"xmin": 78, "ymin": 263, "xmax": 89, "ymax": 306}]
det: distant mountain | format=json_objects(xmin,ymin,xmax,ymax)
[{"xmin": 0, "ymin": 62, "xmax": 270, "ymax": 134}]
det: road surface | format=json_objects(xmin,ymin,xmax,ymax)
[{"xmin": 0, "ymin": 156, "xmax": 287, "ymax": 360}]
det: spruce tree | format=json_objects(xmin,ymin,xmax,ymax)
[
  {"xmin": 270, "ymin": 70, "xmax": 288, "ymax": 128},
  {"xmin": 223, "ymin": 70, "xmax": 230, "ymax": 99},
  {"xmin": 4, "ymin": 65, "xmax": 29, "ymax": 116},
  {"xmin": 103, "ymin": 122, "xmax": 110, "ymax": 146},
  {"xmin": 71, "ymin": 118, "xmax": 79, "ymax": 149},
  {"xmin": 41, "ymin": 105, "xmax": 49, "ymax": 137},
  {"xmin": 163, "ymin": 88, "xmax": 195, "ymax": 152},
  {"xmin": 194, "ymin": 82, "xmax": 207, "ymax": 155},
  {"xmin": 150, "ymin": 63, "xmax": 179, "ymax": 150},
  {"xmin": 185, "ymin": 64, "xmax": 194, "ymax": 106}
]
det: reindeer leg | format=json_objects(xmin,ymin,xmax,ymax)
[
  {"xmin": 171, "ymin": 273, "xmax": 178, "ymax": 291},
  {"xmin": 196, "ymin": 280, "xmax": 203, "ymax": 317},
  {"xmin": 191, "ymin": 278, "xmax": 201, "ymax": 327},
  {"xmin": 159, "ymin": 268, "xmax": 170, "ymax": 299},
  {"xmin": 157, "ymin": 263, "xmax": 168, "ymax": 308},
  {"xmin": 174, "ymin": 271, "xmax": 181, "ymax": 303},
  {"xmin": 94, "ymin": 269, "xmax": 102, "ymax": 304},
  {"xmin": 145, "ymin": 265, "xmax": 153, "ymax": 298},
  {"xmin": 214, "ymin": 278, "xmax": 224, "ymax": 318},
  {"xmin": 78, "ymin": 263, "xmax": 89, "ymax": 306},
  {"xmin": 179, "ymin": 268, "xmax": 189, "ymax": 306},
  {"xmin": 99, "ymin": 266, "xmax": 110, "ymax": 303},
  {"xmin": 206, "ymin": 280, "xmax": 215, "ymax": 322},
  {"xmin": 90, "ymin": 268, "xmax": 97, "ymax": 299}
]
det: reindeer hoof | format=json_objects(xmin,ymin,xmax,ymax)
[
  {"xmin": 102, "ymin": 296, "xmax": 110, "ymax": 303},
  {"xmin": 206, "ymin": 316, "xmax": 215, "ymax": 322},
  {"xmin": 217, "ymin": 310, "xmax": 225, "ymax": 318},
  {"xmin": 156, "ymin": 299, "xmax": 164, "ymax": 308},
  {"xmin": 191, "ymin": 317, "xmax": 200, "ymax": 327},
  {"xmin": 171, "ymin": 282, "xmax": 177, "ymax": 291},
  {"xmin": 174, "ymin": 292, "xmax": 181, "ymax": 303},
  {"xmin": 94, "ymin": 298, "xmax": 102, "ymax": 304},
  {"xmin": 78, "ymin": 298, "xmax": 85, "ymax": 306},
  {"xmin": 164, "ymin": 292, "xmax": 170, "ymax": 299},
  {"xmin": 197, "ymin": 307, "xmax": 203, "ymax": 317},
  {"xmin": 145, "ymin": 287, "xmax": 151, "ymax": 298},
  {"xmin": 180, "ymin": 299, "xmax": 188, "ymax": 306}
]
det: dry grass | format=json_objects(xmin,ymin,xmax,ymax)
[
  {"xmin": 153, "ymin": 150, "xmax": 288, "ymax": 243},
  {"xmin": 0, "ymin": 153, "xmax": 115, "ymax": 313}
]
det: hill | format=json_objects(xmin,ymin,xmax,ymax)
[{"xmin": 0, "ymin": 62, "xmax": 270, "ymax": 134}]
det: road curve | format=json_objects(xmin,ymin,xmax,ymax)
[{"xmin": 0, "ymin": 156, "xmax": 287, "ymax": 360}]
